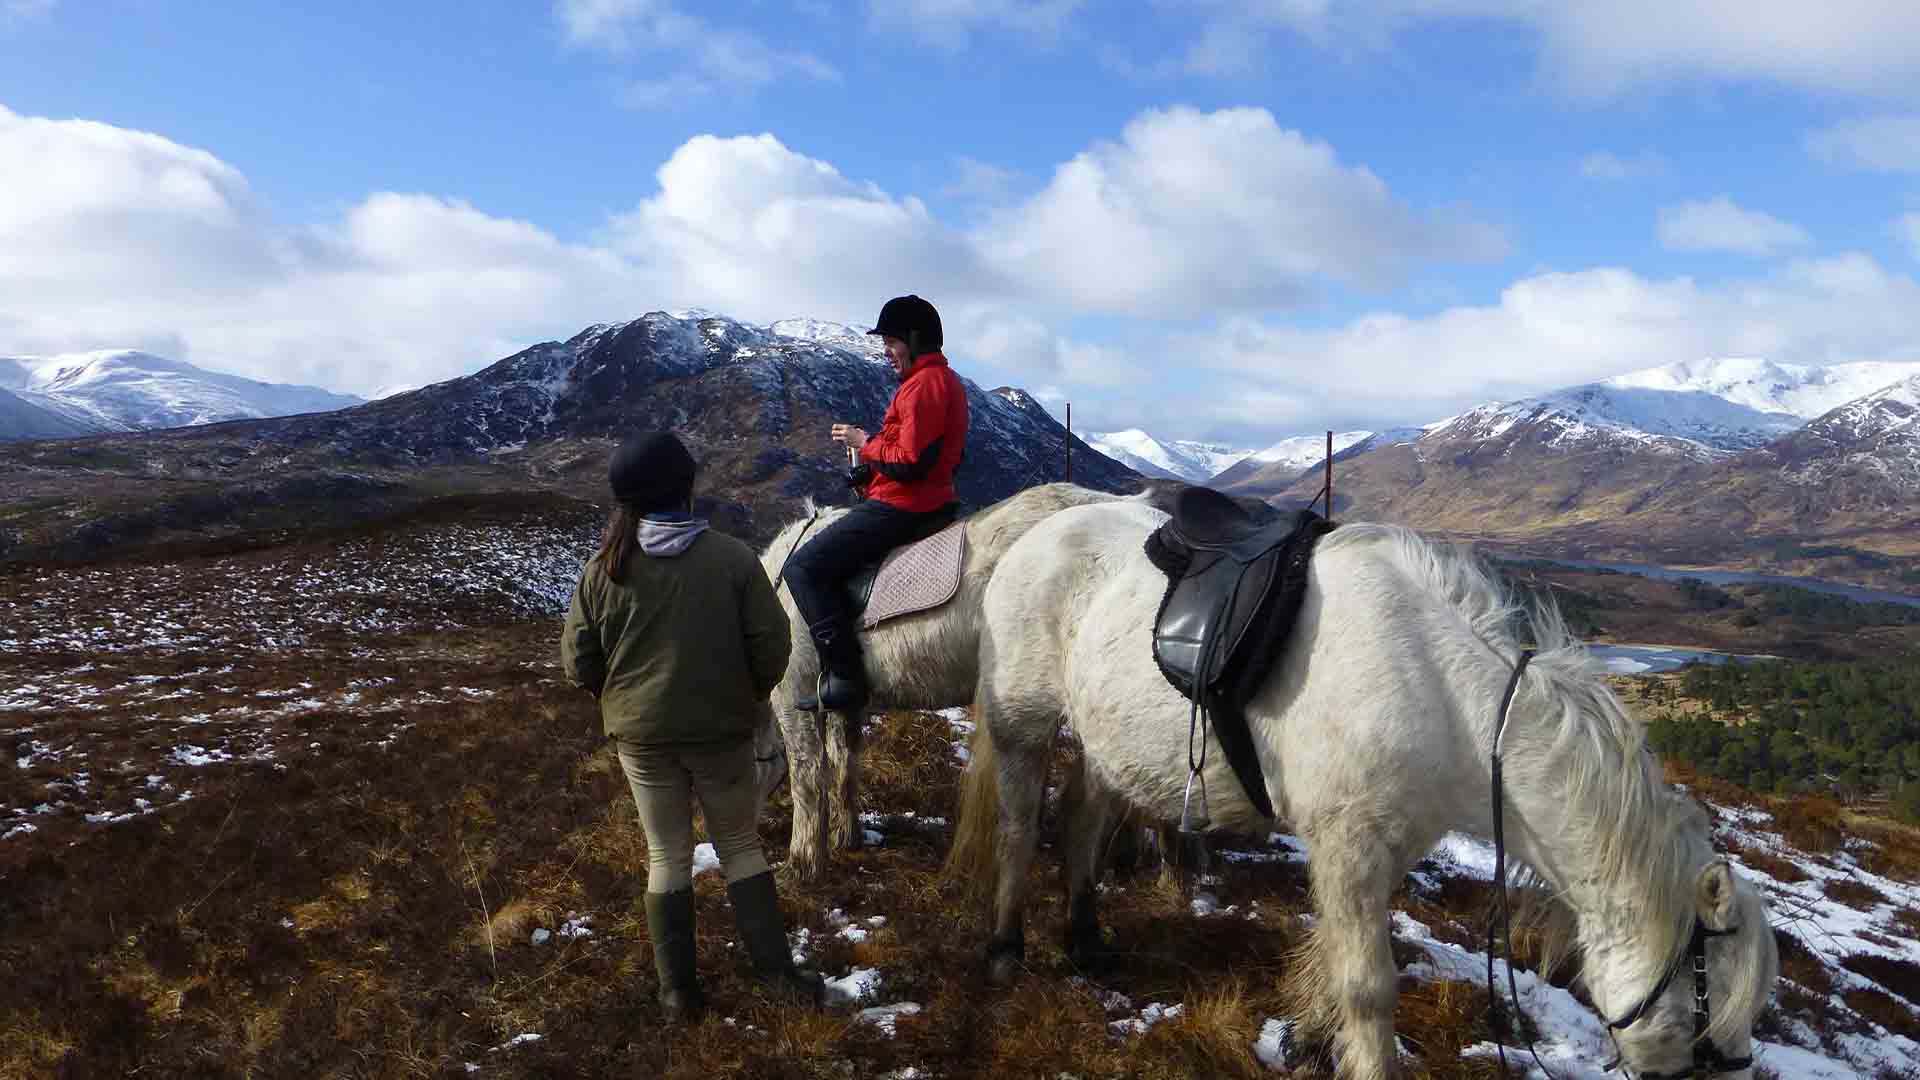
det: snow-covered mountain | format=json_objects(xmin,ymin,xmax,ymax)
[
  {"xmin": 1769, "ymin": 372, "xmax": 1920, "ymax": 493},
  {"xmin": 7, "ymin": 313, "xmax": 1140, "ymax": 549},
  {"xmin": 1076, "ymin": 428, "xmax": 1254, "ymax": 483},
  {"xmin": 1209, "ymin": 428, "xmax": 1426, "ymax": 493},
  {"xmin": 1423, "ymin": 357, "xmax": 1920, "ymax": 458},
  {"xmin": 0, "ymin": 387, "xmax": 97, "ymax": 442},
  {"xmin": 1247, "ymin": 429, "xmax": 1379, "ymax": 470},
  {"xmin": 1603, "ymin": 356, "xmax": 1920, "ymax": 421},
  {"xmin": 0, "ymin": 350, "xmax": 362, "ymax": 436}
]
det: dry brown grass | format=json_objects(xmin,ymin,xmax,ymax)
[
  {"xmin": 1841, "ymin": 986, "xmax": 1920, "ymax": 1040},
  {"xmin": 4, "ymin": 529, "xmax": 1911, "ymax": 1079},
  {"xmin": 1823, "ymin": 876, "xmax": 1891, "ymax": 910},
  {"xmin": 1729, "ymin": 843, "xmax": 1814, "ymax": 884},
  {"xmin": 1842, "ymin": 953, "xmax": 1920, "ymax": 1009},
  {"xmin": 1776, "ymin": 794, "xmax": 1849, "ymax": 857}
]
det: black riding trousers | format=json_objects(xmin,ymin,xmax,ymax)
[{"xmin": 784, "ymin": 499, "xmax": 957, "ymax": 638}]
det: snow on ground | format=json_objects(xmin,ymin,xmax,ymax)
[
  {"xmin": 0, "ymin": 518, "xmax": 594, "ymax": 658},
  {"xmin": 1377, "ymin": 820, "xmax": 1920, "ymax": 1078},
  {"xmin": 1, "ymin": 675, "xmax": 524, "ymax": 835},
  {"xmin": 5, "ymin": 514, "xmax": 1915, "ymax": 1080},
  {"xmin": 1, "ymin": 517, "xmax": 590, "ymax": 836}
]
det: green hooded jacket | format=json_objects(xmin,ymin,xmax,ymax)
[{"xmin": 560, "ymin": 527, "xmax": 791, "ymax": 747}]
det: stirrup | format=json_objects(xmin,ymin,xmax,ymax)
[
  {"xmin": 795, "ymin": 671, "xmax": 867, "ymax": 715},
  {"xmin": 796, "ymin": 672, "xmax": 827, "ymax": 713}
]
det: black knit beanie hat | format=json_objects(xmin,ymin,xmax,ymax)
[{"xmin": 608, "ymin": 430, "xmax": 696, "ymax": 513}]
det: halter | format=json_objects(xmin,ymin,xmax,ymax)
[
  {"xmin": 1485, "ymin": 649, "xmax": 1751, "ymax": 1080},
  {"xmin": 1603, "ymin": 921, "xmax": 1753, "ymax": 1080}
]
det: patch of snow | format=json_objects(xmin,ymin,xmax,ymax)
[
  {"xmin": 692, "ymin": 842, "xmax": 720, "ymax": 877},
  {"xmin": 1109, "ymin": 1001, "xmax": 1183, "ymax": 1038},
  {"xmin": 824, "ymin": 967, "xmax": 883, "ymax": 1006},
  {"xmin": 1253, "ymin": 1017, "xmax": 1295, "ymax": 1070},
  {"xmin": 855, "ymin": 1001, "xmax": 923, "ymax": 1037},
  {"xmin": 488, "ymin": 1033, "xmax": 542, "ymax": 1053}
]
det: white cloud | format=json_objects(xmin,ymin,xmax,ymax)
[
  {"xmin": 555, "ymin": 0, "xmax": 697, "ymax": 50},
  {"xmin": 0, "ymin": 105, "xmax": 652, "ymax": 394},
  {"xmin": 1160, "ymin": 0, "xmax": 1920, "ymax": 97},
  {"xmin": 1657, "ymin": 197, "xmax": 1812, "ymax": 257},
  {"xmin": 1807, "ymin": 114, "xmax": 1920, "ymax": 173},
  {"xmin": 940, "ymin": 156, "xmax": 1020, "ymax": 202},
  {"xmin": 1156, "ymin": 255, "xmax": 1920, "ymax": 437},
  {"xmin": 975, "ymin": 106, "xmax": 1506, "ymax": 316},
  {"xmin": 1578, "ymin": 150, "xmax": 1666, "ymax": 181},
  {"xmin": 605, "ymin": 133, "xmax": 998, "ymax": 326},
  {"xmin": 0, "ymin": 103, "xmax": 1496, "ymax": 412},
  {"xmin": 866, "ymin": 0, "xmax": 1084, "ymax": 48},
  {"xmin": 1898, "ymin": 213, "xmax": 1920, "ymax": 261},
  {"xmin": 554, "ymin": 0, "xmax": 836, "ymax": 107}
]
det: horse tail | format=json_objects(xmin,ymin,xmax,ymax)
[{"xmin": 942, "ymin": 716, "xmax": 1001, "ymax": 900}]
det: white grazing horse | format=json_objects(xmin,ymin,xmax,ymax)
[
  {"xmin": 948, "ymin": 500, "xmax": 1778, "ymax": 1079},
  {"xmin": 757, "ymin": 482, "xmax": 1126, "ymax": 880}
]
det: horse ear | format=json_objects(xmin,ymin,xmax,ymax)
[{"xmin": 1695, "ymin": 859, "xmax": 1737, "ymax": 930}]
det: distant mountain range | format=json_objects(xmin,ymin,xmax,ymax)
[
  {"xmin": 1075, "ymin": 429, "xmax": 1253, "ymax": 483},
  {"xmin": 0, "ymin": 314, "xmax": 1139, "ymax": 559},
  {"xmin": 0, "ymin": 350, "xmax": 362, "ymax": 441},
  {"xmin": 1248, "ymin": 359, "xmax": 1920, "ymax": 589},
  {"xmin": 5, "ymin": 326, "xmax": 1918, "ymax": 588}
]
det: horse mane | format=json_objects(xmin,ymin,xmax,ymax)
[{"xmin": 1319, "ymin": 524, "xmax": 1715, "ymax": 1008}]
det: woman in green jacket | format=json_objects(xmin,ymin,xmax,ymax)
[{"xmin": 561, "ymin": 430, "xmax": 822, "ymax": 1024}]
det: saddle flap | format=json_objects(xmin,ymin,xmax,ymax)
[
  {"xmin": 1151, "ymin": 548, "xmax": 1284, "ymax": 697},
  {"xmin": 1147, "ymin": 509, "xmax": 1335, "ymax": 819},
  {"xmin": 857, "ymin": 520, "xmax": 968, "ymax": 630}
]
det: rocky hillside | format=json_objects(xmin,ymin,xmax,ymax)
[
  {"xmin": 0, "ymin": 313, "xmax": 1140, "ymax": 561},
  {"xmin": 1272, "ymin": 369, "xmax": 1920, "ymax": 587}
]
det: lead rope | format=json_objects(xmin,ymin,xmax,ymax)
[{"xmin": 1487, "ymin": 648, "xmax": 1559, "ymax": 1080}]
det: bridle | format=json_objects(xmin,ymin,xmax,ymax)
[
  {"xmin": 1602, "ymin": 921, "xmax": 1753, "ymax": 1080},
  {"xmin": 1485, "ymin": 649, "xmax": 1754, "ymax": 1080}
]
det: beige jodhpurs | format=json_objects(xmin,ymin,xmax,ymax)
[{"xmin": 616, "ymin": 739, "xmax": 770, "ymax": 893}]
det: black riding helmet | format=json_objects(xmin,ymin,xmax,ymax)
[
  {"xmin": 867, "ymin": 295, "xmax": 943, "ymax": 357},
  {"xmin": 608, "ymin": 430, "xmax": 696, "ymax": 513}
]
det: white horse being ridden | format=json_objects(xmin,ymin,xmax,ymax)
[
  {"xmin": 757, "ymin": 482, "xmax": 1125, "ymax": 880},
  {"xmin": 949, "ymin": 500, "xmax": 1778, "ymax": 1079}
]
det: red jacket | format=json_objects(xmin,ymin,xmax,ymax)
[{"xmin": 860, "ymin": 352, "xmax": 968, "ymax": 512}]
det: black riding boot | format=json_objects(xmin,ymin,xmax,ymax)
[
  {"xmin": 644, "ymin": 889, "xmax": 704, "ymax": 1025},
  {"xmin": 727, "ymin": 871, "xmax": 826, "ymax": 1006},
  {"xmin": 795, "ymin": 619, "xmax": 868, "ymax": 718}
]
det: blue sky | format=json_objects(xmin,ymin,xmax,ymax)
[{"xmin": 5, "ymin": 1, "xmax": 1920, "ymax": 447}]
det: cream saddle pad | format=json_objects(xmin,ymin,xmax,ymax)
[{"xmin": 858, "ymin": 520, "xmax": 968, "ymax": 630}]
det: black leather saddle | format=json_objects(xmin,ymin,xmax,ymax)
[{"xmin": 1147, "ymin": 486, "xmax": 1334, "ymax": 818}]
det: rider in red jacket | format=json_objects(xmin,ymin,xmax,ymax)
[{"xmin": 786, "ymin": 295, "xmax": 969, "ymax": 715}]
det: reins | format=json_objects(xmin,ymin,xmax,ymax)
[
  {"xmin": 1485, "ymin": 648, "xmax": 1556, "ymax": 1080},
  {"xmin": 1483, "ymin": 647, "xmax": 1750, "ymax": 1080},
  {"xmin": 772, "ymin": 507, "xmax": 822, "ymax": 594}
]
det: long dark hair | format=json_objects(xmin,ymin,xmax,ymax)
[{"xmin": 595, "ymin": 503, "xmax": 642, "ymax": 581}]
